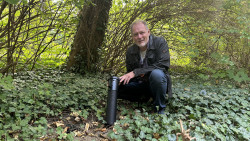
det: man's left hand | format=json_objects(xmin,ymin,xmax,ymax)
[{"xmin": 119, "ymin": 71, "xmax": 135, "ymax": 85}]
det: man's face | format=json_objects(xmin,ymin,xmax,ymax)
[{"xmin": 131, "ymin": 22, "xmax": 150, "ymax": 48}]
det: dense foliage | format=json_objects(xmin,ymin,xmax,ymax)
[
  {"xmin": 0, "ymin": 70, "xmax": 249, "ymax": 140},
  {"xmin": 0, "ymin": 70, "xmax": 109, "ymax": 140},
  {"xmin": 0, "ymin": 0, "xmax": 79, "ymax": 74},
  {"xmin": 110, "ymin": 76, "xmax": 249, "ymax": 140},
  {"xmin": 102, "ymin": 0, "xmax": 249, "ymax": 82},
  {"xmin": 0, "ymin": 0, "xmax": 249, "ymax": 82}
]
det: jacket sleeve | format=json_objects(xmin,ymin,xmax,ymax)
[
  {"xmin": 125, "ymin": 47, "xmax": 137, "ymax": 73},
  {"xmin": 133, "ymin": 37, "xmax": 170, "ymax": 77}
]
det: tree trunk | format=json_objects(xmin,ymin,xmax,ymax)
[{"xmin": 66, "ymin": 0, "xmax": 112, "ymax": 73}]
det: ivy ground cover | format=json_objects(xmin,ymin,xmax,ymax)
[
  {"xmin": 111, "ymin": 75, "xmax": 249, "ymax": 141},
  {"xmin": 0, "ymin": 70, "xmax": 249, "ymax": 140}
]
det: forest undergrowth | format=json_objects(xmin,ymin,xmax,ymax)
[{"xmin": 0, "ymin": 69, "xmax": 249, "ymax": 141}]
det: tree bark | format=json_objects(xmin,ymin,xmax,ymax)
[{"xmin": 67, "ymin": 0, "xmax": 112, "ymax": 73}]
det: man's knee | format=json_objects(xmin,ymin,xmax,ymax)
[{"xmin": 149, "ymin": 69, "xmax": 166, "ymax": 83}]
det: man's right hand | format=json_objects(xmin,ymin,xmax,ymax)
[{"xmin": 119, "ymin": 71, "xmax": 135, "ymax": 85}]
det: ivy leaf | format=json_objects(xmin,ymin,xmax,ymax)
[
  {"xmin": 167, "ymin": 134, "xmax": 176, "ymax": 141},
  {"xmin": 203, "ymin": 118, "xmax": 214, "ymax": 125},
  {"xmin": 12, "ymin": 124, "xmax": 21, "ymax": 131},
  {"xmin": 189, "ymin": 114, "xmax": 196, "ymax": 120},
  {"xmin": 0, "ymin": 73, "xmax": 14, "ymax": 90},
  {"xmin": 185, "ymin": 105, "xmax": 193, "ymax": 112},
  {"xmin": 139, "ymin": 131, "xmax": 145, "ymax": 139},
  {"xmin": 9, "ymin": 107, "xmax": 15, "ymax": 112},
  {"xmin": 207, "ymin": 114, "xmax": 216, "ymax": 120}
]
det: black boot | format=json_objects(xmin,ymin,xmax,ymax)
[{"xmin": 154, "ymin": 106, "xmax": 165, "ymax": 114}]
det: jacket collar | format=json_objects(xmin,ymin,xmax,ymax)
[{"xmin": 148, "ymin": 34, "xmax": 155, "ymax": 50}]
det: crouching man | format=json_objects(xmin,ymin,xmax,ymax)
[{"xmin": 118, "ymin": 19, "xmax": 172, "ymax": 114}]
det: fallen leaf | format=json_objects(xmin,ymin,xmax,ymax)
[
  {"xmin": 75, "ymin": 117, "xmax": 81, "ymax": 122},
  {"xmin": 84, "ymin": 123, "xmax": 90, "ymax": 132},
  {"xmin": 66, "ymin": 117, "xmax": 71, "ymax": 121},
  {"xmin": 92, "ymin": 122, "xmax": 99, "ymax": 126},
  {"xmin": 54, "ymin": 121, "xmax": 64, "ymax": 127},
  {"xmin": 89, "ymin": 133, "xmax": 95, "ymax": 136},
  {"xmin": 70, "ymin": 111, "xmax": 80, "ymax": 117},
  {"xmin": 102, "ymin": 128, "xmax": 107, "ymax": 132},
  {"xmin": 123, "ymin": 123, "xmax": 129, "ymax": 127},
  {"xmin": 94, "ymin": 128, "xmax": 107, "ymax": 132},
  {"xmin": 47, "ymin": 123, "xmax": 52, "ymax": 128},
  {"xmin": 13, "ymin": 133, "xmax": 19, "ymax": 140},
  {"xmin": 153, "ymin": 133, "xmax": 160, "ymax": 139},
  {"xmin": 74, "ymin": 130, "xmax": 85, "ymax": 137},
  {"xmin": 63, "ymin": 127, "xmax": 69, "ymax": 134},
  {"xmin": 119, "ymin": 116, "xmax": 125, "ymax": 119},
  {"xmin": 184, "ymin": 88, "xmax": 191, "ymax": 91}
]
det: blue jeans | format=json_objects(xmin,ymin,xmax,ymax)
[{"xmin": 118, "ymin": 69, "xmax": 167, "ymax": 109}]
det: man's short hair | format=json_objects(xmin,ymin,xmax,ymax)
[{"xmin": 130, "ymin": 19, "xmax": 149, "ymax": 34}]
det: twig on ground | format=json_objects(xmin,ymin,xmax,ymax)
[{"xmin": 176, "ymin": 119, "xmax": 196, "ymax": 141}]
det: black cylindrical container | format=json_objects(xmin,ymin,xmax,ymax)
[{"xmin": 106, "ymin": 76, "xmax": 119, "ymax": 125}]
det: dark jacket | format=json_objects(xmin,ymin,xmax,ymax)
[{"xmin": 125, "ymin": 34, "xmax": 172, "ymax": 97}]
